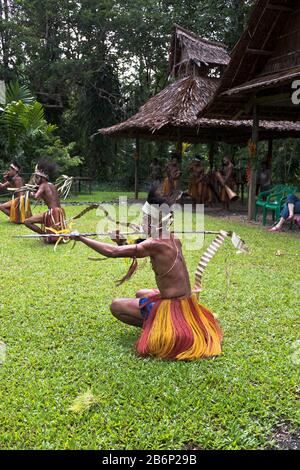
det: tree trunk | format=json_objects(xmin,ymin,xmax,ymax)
[
  {"xmin": 248, "ymin": 105, "xmax": 259, "ymax": 220},
  {"xmin": 0, "ymin": 0, "xmax": 10, "ymax": 79},
  {"xmin": 135, "ymin": 137, "xmax": 140, "ymax": 200}
]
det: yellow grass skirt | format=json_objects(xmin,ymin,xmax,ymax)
[{"xmin": 9, "ymin": 194, "xmax": 32, "ymax": 224}]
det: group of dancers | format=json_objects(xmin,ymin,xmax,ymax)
[
  {"xmin": 1, "ymin": 156, "xmax": 297, "ymax": 362},
  {"xmin": 158, "ymin": 153, "xmax": 237, "ymax": 211},
  {"xmin": 0, "ymin": 160, "xmax": 67, "ymax": 241},
  {"xmin": 157, "ymin": 153, "xmax": 299, "ymax": 230},
  {"xmin": 0, "ymin": 159, "xmax": 224, "ymax": 362}
]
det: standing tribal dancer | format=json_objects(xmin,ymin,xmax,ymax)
[
  {"xmin": 187, "ymin": 157, "xmax": 213, "ymax": 205},
  {"xmin": 217, "ymin": 156, "xmax": 236, "ymax": 211},
  {"xmin": 71, "ymin": 187, "xmax": 222, "ymax": 361},
  {"xmin": 162, "ymin": 153, "xmax": 181, "ymax": 197},
  {"xmin": 187, "ymin": 158, "xmax": 203, "ymax": 201},
  {"xmin": 0, "ymin": 162, "xmax": 32, "ymax": 224},
  {"xmin": 24, "ymin": 160, "xmax": 68, "ymax": 243}
]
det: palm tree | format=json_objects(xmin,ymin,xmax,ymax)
[{"xmin": 0, "ymin": 82, "xmax": 56, "ymax": 161}]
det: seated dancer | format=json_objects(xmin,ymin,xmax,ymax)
[
  {"xmin": 162, "ymin": 153, "xmax": 181, "ymax": 196},
  {"xmin": 0, "ymin": 162, "xmax": 32, "ymax": 224},
  {"xmin": 24, "ymin": 160, "xmax": 68, "ymax": 243},
  {"xmin": 268, "ymin": 193, "xmax": 300, "ymax": 232},
  {"xmin": 71, "ymin": 187, "xmax": 222, "ymax": 361}
]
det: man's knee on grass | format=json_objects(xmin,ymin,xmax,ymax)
[
  {"xmin": 24, "ymin": 216, "xmax": 37, "ymax": 227},
  {"xmin": 0, "ymin": 202, "xmax": 9, "ymax": 211},
  {"xmin": 135, "ymin": 288, "xmax": 158, "ymax": 298},
  {"xmin": 24, "ymin": 218, "xmax": 31, "ymax": 228},
  {"xmin": 136, "ymin": 289, "xmax": 149, "ymax": 298},
  {"xmin": 110, "ymin": 299, "xmax": 123, "ymax": 320},
  {"xmin": 0, "ymin": 204, "xmax": 10, "ymax": 216}
]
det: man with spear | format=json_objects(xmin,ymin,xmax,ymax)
[
  {"xmin": 0, "ymin": 162, "xmax": 32, "ymax": 224},
  {"xmin": 70, "ymin": 187, "xmax": 228, "ymax": 360},
  {"xmin": 24, "ymin": 160, "xmax": 68, "ymax": 243},
  {"xmin": 17, "ymin": 185, "xmax": 247, "ymax": 361},
  {"xmin": 75, "ymin": 186, "xmax": 226, "ymax": 361}
]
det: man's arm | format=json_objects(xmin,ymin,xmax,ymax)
[
  {"xmin": 34, "ymin": 184, "xmax": 46, "ymax": 199},
  {"xmin": 223, "ymin": 164, "xmax": 233, "ymax": 184},
  {"xmin": 0, "ymin": 181, "xmax": 10, "ymax": 190},
  {"xmin": 77, "ymin": 236, "xmax": 153, "ymax": 259}
]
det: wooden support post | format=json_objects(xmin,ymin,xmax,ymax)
[
  {"xmin": 267, "ymin": 137, "xmax": 273, "ymax": 170},
  {"xmin": 208, "ymin": 141, "xmax": 215, "ymax": 171},
  {"xmin": 248, "ymin": 105, "xmax": 259, "ymax": 220},
  {"xmin": 134, "ymin": 137, "xmax": 140, "ymax": 200},
  {"xmin": 176, "ymin": 139, "xmax": 183, "ymax": 190}
]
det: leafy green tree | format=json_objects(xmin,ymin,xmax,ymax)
[
  {"xmin": 0, "ymin": 81, "xmax": 81, "ymax": 173},
  {"xmin": 1, "ymin": 1, "xmax": 299, "ymax": 187}
]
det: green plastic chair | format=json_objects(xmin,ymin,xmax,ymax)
[
  {"xmin": 254, "ymin": 185, "xmax": 282, "ymax": 221},
  {"xmin": 286, "ymin": 185, "xmax": 297, "ymax": 194},
  {"xmin": 263, "ymin": 192, "xmax": 288, "ymax": 226}
]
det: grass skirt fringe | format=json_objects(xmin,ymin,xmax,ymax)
[
  {"xmin": 136, "ymin": 294, "xmax": 222, "ymax": 361},
  {"xmin": 42, "ymin": 207, "xmax": 68, "ymax": 244},
  {"xmin": 9, "ymin": 194, "xmax": 32, "ymax": 224}
]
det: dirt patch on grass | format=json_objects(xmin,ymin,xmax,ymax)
[
  {"xmin": 271, "ymin": 424, "xmax": 300, "ymax": 450},
  {"xmin": 183, "ymin": 442, "xmax": 203, "ymax": 451}
]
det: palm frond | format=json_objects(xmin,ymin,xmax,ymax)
[
  {"xmin": 21, "ymin": 102, "xmax": 45, "ymax": 133},
  {"xmin": 5, "ymin": 82, "xmax": 35, "ymax": 105}
]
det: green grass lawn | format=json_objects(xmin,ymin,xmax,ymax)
[
  {"xmin": 0, "ymin": 190, "xmax": 148, "ymax": 205},
  {"xmin": 0, "ymin": 196, "xmax": 299, "ymax": 450},
  {"xmin": 66, "ymin": 190, "xmax": 148, "ymax": 203}
]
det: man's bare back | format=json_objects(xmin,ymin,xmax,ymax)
[
  {"xmin": 35, "ymin": 182, "xmax": 60, "ymax": 209},
  {"xmin": 149, "ymin": 236, "xmax": 191, "ymax": 298},
  {"xmin": 24, "ymin": 180, "xmax": 62, "ymax": 235}
]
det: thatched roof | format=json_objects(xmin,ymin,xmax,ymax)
[
  {"xmin": 99, "ymin": 75, "xmax": 300, "ymax": 143},
  {"xmin": 169, "ymin": 24, "xmax": 230, "ymax": 78},
  {"xmin": 202, "ymin": 0, "xmax": 300, "ymax": 121}
]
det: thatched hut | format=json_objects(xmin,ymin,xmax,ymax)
[
  {"xmin": 201, "ymin": 0, "xmax": 300, "ymax": 121},
  {"xmin": 201, "ymin": 0, "xmax": 300, "ymax": 219},
  {"xmin": 168, "ymin": 24, "xmax": 229, "ymax": 78},
  {"xmin": 100, "ymin": 74, "xmax": 300, "ymax": 143},
  {"xmin": 99, "ymin": 22, "xmax": 300, "ymax": 198},
  {"xmin": 101, "ymin": 22, "xmax": 300, "ymax": 141}
]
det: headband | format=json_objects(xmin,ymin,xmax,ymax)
[
  {"xmin": 10, "ymin": 164, "xmax": 19, "ymax": 172},
  {"xmin": 34, "ymin": 165, "xmax": 49, "ymax": 180},
  {"xmin": 142, "ymin": 201, "xmax": 173, "ymax": 225}
]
